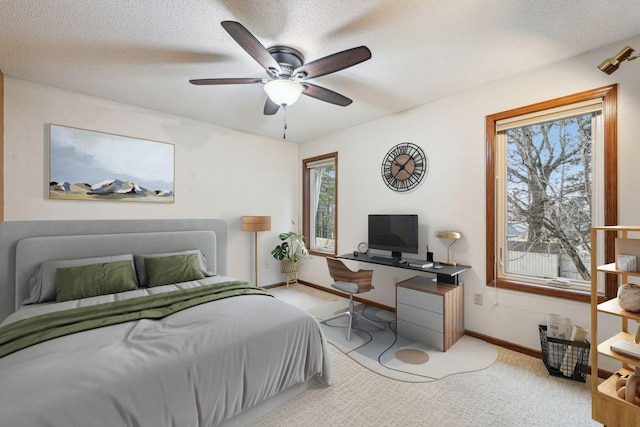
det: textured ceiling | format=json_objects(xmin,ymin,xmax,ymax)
[{"xmin": 2, "ymin": 0, "xmax": 640, "ymax": 142}]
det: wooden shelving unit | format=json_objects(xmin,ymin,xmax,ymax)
[{"xmin": 591, "ymin": 226, "xmax": 640, "ymax": 426}]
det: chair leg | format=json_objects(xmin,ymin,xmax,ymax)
[
  {"xmin": 320, "ymin": 292, "xmax": 384, "ymax": 340},
  {"xmin": 320, "ymin": 292, "xmax": 356, "ymax": 341},
  {"xmin": 349, "ymin": 292, "xmax": 384, "ymax": 330},
  {"xmin": 320, "ymin": 310, "xmax": 354, "ymax": 340}
]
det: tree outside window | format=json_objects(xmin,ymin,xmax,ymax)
[
  {"xmin": 486, "ymin": 85, "xmax": 617, "ymax": 302},
  {"xmin": 303, "ymin": 153, "xmax": 338, "ymax": 256},
  {"xmin": 505, "ymin": 114, "xmax": 592, "ymax": 284}
]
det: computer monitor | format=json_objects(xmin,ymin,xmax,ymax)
[{"xmin": 368, "ymin": 214, "xmax": 419, "ymax": 259}]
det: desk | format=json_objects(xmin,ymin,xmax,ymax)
[
  {"xmin": 337, "ymin": 253, "xmax": 469, "ymax": 351},
  {"xmin": 336, "ymin": 253, "xmax": 470, "ymax": 285}
]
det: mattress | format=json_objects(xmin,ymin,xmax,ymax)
[{"xmin": 0, "ymin": 277, "xmax": 332, "ymax": 427}]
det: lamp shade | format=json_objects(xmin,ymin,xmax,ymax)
[
  {"xmin": 435, "ymin": 230, "xmax": 462, "ymax": 266},
  {"xmin": 434, "ymin": 230, "xmax": 462, "ymax": 240},
  {"xmin": 242, "ymin": 216, "xmax": 271, "ymax": 232},
  {"xmin": 264, "ymin": 80, "xmax": 303, "ymax": 106}
]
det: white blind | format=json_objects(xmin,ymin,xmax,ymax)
[
  {"xmin": 496, "ymin": 99, "xmax": 603, "ymax": 132},
  {"xmin": 306, "ymin": 158, "xmax": 334, "ymax": 169}
]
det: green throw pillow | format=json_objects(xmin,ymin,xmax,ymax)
[
  {"xmin": 144, "ymin": 253, "xmax": 205, "ymax": 288},
  {"xmin": 56, "ymin": 260, "xmax": 138, "ymax": 302}
]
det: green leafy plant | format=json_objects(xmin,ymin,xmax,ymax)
[{"xmin": 271, "ymin": 231, "xmax": 309, "ymax": 262}]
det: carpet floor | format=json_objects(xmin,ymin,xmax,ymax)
[
  {"xmin": 248, "ymin": 343, "xmax": 596, "ymax": 427},
  {"xmin": 256, "ymin": 284, "xmax": 597, "ymax": 426},
  {"xmin": 310, "ymin": 300, "xmax": 498, "ymax": 382}
]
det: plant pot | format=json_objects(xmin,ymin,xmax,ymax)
[
  {"xmin": 280, "ymin": 259, "xmax": 299, "ymax": 287},
  {"xmin": 280, "ymin": 259, "xmax": 299, "ymax": 274}
]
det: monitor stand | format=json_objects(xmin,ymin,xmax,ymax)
[{"xmin": 391, "ymin": 251, "xmax": 402, "ymax": 260}]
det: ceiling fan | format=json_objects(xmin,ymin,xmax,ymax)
[{"xmin": 189, "ymin": 21, "xmax": 372, "ymax": 116}]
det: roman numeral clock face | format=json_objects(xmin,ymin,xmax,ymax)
[{"xmin": 381, "ymin": 143, "xmax": 428, "ymax": 192}]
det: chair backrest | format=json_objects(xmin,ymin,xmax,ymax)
[{"xmin": 326, "ymin": 257, "xmax": 373, "ymax": 293}]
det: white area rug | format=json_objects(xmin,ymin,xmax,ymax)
[{"xmin": 309, "ymin": 300, "xmax": 498, "ymax": 382}]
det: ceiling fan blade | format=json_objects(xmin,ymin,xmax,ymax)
[
  {"xmin": 221, "ymin": 21, "xmax": 282, "ymax": 74},
  {"xmin": 264, "ymin": 98, "xmax": 280, "ymax": 115},
  {"xmin": 294, "ymin": 46, "xmax": 371, "ymax": 80},
  {"xmin": 189, "ymin": 78, "xmax": 264, "ymax": 85},
  {"xmin": 302, "ymin": 83, "xmax": 352, "ymax": 106}
]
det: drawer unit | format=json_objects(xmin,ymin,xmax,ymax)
[
  {"xmin": 396, "ymin": 301, "xmax": 443, "ymax": 333},
  {"xmin": 397, "ymin": 319, "xmax": 444, "ymax": 350},
  {"xmin": 396, "ymin": 276, "xmax": 464, "ymax": 352},
  {"xmin": 396, "ymin": 287, "xmax": 443, "ymax": 314}
]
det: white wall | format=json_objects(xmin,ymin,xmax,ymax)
[
  {"xmin": 298, "ymin": 35, "xmax": 640, "ymax": 355},
  {"xmin": 4, "ymin": 77, "xmax": 298, "ymax": 286},
  {"xmin": 6, "ymin": 33, "xmax": 640, "ymax": 357}
]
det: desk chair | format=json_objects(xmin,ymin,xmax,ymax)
[{"xmin": 321, "ymin": 257, "xmax": 385, "ymax": 340}]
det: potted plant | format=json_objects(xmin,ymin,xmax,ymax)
[{"xmin": 271, "ymin": 231, "xmax": 309, "ymax": 285}]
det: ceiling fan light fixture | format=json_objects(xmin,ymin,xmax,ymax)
[{"xmin": 264, "ymin": 80, "xmax": 303, "ymax": 106}]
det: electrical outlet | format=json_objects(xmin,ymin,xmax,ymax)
[
  {"xmin": 265, "ymin": 261, "xmax": 270, "ymax": 269},
  {"xmin": 473, "ymin": 292, "xmax": 483, "ymax": 305}
]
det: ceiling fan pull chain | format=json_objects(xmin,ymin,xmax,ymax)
[{"xmin": 283, "ymin": 105, "xmax": 288, "ymax": 140}]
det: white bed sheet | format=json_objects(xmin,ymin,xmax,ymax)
[{"xmin": 0, "ymin": 279, "xmax": 332, "ymax": 427}]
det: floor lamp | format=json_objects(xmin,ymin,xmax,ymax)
[{"xmin": 242, "ymin": 216, "xmax": 271, "ymax": 286}]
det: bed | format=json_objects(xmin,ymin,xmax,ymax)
[{"xmin": 0, "ymin": 219, "xmax": 331, "ymax": 427}]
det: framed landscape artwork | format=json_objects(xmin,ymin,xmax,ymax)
[{"xmin": 49, "ymin": 124, "xmax": 174, "ymax": 203}]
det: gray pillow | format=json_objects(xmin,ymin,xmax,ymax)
[
  {"xmin": 134, "ymin": 249, "xmax": 214, "ymax": 287},
  {"xmin": 56, "ymin": 260, "xmax": 138, "ymax": 302},
  {"xmin": 27, "ymin": 254, "xmax": 138, "ymax": 304}
]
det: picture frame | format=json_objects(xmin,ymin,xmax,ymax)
[{"xmin": 49, "ymin": 124, "xmax": 174, "ymax": 203}]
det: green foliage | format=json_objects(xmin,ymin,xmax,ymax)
[
  {"xmin": 271, "ymin": 231, "xmax": 309, "ymax": 262},
  {"xmin": 316, "ymin": 164, "xmax": 335, "ymax": 239}
]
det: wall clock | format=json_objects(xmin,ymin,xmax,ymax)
[{"xmin": 381, "ymin": 142, "xmax": 428, "ymax": 192}]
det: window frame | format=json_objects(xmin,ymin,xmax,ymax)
[
  {"xmin": 486, "ymin": 85, "xmax": 618, "ymax": 303},
  {"xmin": 303, "ymin": 152, "xmax": 338, "ymax": 257}
]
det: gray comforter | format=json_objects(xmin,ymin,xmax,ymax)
[{"xmin": 0, "ymin": 278, "xmax": 331, "ymax": 426}]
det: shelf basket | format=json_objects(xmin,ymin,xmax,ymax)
[{"xmin": 539, "ymin": 325, "xmax": 590, "ymax": 383}]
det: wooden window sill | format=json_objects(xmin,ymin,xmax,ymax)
[
  {"xmin": 489, "ymin": 278, "xmax": 605, "ymax": 304},
  {"xmin": 308, "ymin": 250, "xmax": 336, "ymax": 258}
]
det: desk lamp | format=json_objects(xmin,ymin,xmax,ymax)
[
  {"xmin": 242, "ymin": 216, "xmax": 271, "ymax": 286},
  {"xmin": 434, "ymin": 230, "xmax": 462, "ymax": 266}
]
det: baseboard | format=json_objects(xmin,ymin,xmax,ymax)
[
  {"xmin": 465, "ymin": 329, "xmax": 611, "ymax": 379},
  {"xmin": 261, "ymin": 282, "xmax": 286, "ymax": 290},
  {"xmin": 465, "ymin": 329, "xmax": 541, "ymax": 358},
  {"xmin": 298, "ymin": 280, "xmax": 396, "ymax": 313}
]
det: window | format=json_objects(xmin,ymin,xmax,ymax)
[
  {"xmin": 303, "ymin": 152, "xmax": 337, "ymax": 256},
  {"xmin": 486, "ymin": 86, "xmax": 617, "ymax": 302}
]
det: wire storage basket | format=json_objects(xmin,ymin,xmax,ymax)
[{"xmin": 539, "ymin": 325, "xmax": 590, "ymax": 383}]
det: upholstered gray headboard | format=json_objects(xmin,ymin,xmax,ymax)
[{"xmin": 0, "ymin": 219, "xmax": 228, "ymax": 323}]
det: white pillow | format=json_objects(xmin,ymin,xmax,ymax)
[
  {"xmin": 134, "ymin": 249, "xmax": 215, "ymax": 287},
  {"xmin": 26, "ymin": 254, "xmax": 138, "ymax": 304}
]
